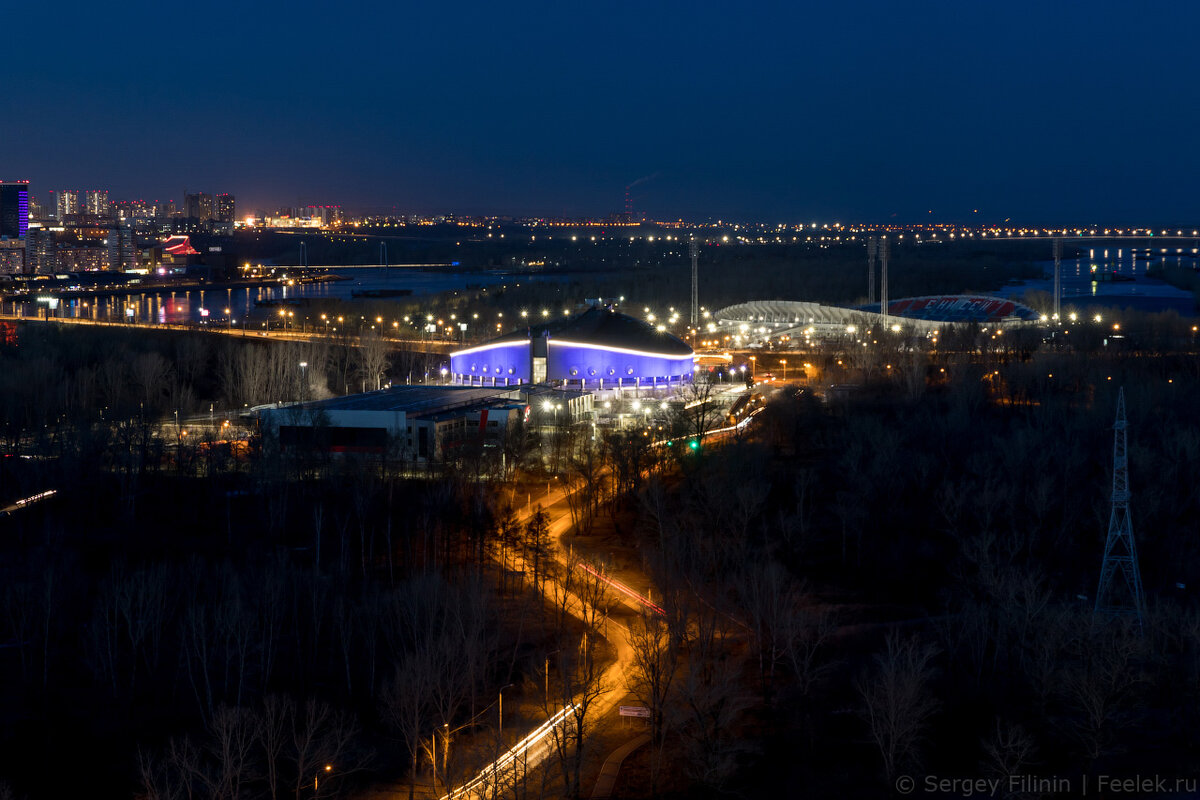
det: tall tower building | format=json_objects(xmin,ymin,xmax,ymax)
[
  {"xmin": 0, "ymin": 181, "xmax": 30, "ymax": 238},
  {"xmin": 57, "ymin": 190, "xmax": 80, "ymax": 219},
  {"xmin": 215, "ymin": 193, "xmax": 235, "ymax": 222},
  {"xmin": 85, "ymin": 189, "xmax": 110, "ymax": 217}
]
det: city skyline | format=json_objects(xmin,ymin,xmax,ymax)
[{"xmin": 6, "ymin": 1, "xmax": 1200, "ymax": 223}]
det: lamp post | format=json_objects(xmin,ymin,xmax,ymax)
[
  {"xmin": 314, "ymin": 764, "xmax": 331, "ymax": 792},
  {"xmin": 544, "ymin": 649, "xmax": 560, "ymax": 703},
  {"xmin": 499, "ymin": 683, "xmax": 515, "ymax": 736},
  {"xmin": 748, "ymin": 355, "xmax": 756, "ymax": 378},
  {"xmin": 780, "ymin": 359, "xmax": 787, "ymax": 380}
]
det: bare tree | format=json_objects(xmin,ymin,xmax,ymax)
[
  {"xmin": 670, "ymin": 608, "xmax": 747, "ymax": 792},
  {"xmin": 980, "ymin": 719, "xmax": 1037, "ymax": 800},
  {"xmin": 626, "ymin": 607, "xmax": 677, "ymax": 797},
  {"xmin": 856, "ymin": 632, "xmax": 941, "ymax": 781},
  {"xmin": 543, "ymin": 559, "xmax": 615, "ymax": 800},
  {"xmin": 381, "ymin": 654, "xmax": 434, "ymax": 800},
  {"xmin": 737, "ymin": 561, "xmax": 798, "ymax": 704},
  {"xmin": 1057, "ymin": 618, "xmax": 1147, "ymax": 763},
  {"xmin": 358, "ymin": 331, "xmax": 391, "ymax": 392}
]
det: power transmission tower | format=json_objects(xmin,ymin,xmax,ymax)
[
  {"xmin": 689, "ymin": 235, "xmax": 700, "ymax": 329},
  {"xmin": 1095, "ymin": 387, "xmax": 1146, "ymax": 625},
  {"xmin": 867, "ymin": 236, "xmax": 877, "ymax": 304},
  {"xmin": 879, "ymin": 237, "xmax": 890, "ymax": 321},
  {"xmin": 1052, "ymin": 237, "xmax": 1062, "ymax": 321}
]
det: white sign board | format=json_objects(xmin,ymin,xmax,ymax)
[{"xmin": 619, "ymin": 706, "xmax": 651, "ymax": 719}]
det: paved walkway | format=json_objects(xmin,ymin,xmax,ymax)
[{"xmin": 590, "ymin": 733, "xmax": 650, "ymax": 799}]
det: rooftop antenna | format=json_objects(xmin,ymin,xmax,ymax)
[
  {"xmin": 879, "ymin": 236, "xmax": 890, "ymax": 322},
  {"xmin": 690, "ymin": 235, "xmax": 700, "ymax": 330},
  {"xmin": 299, "ymin": 240, "xmax": 307, "ymax": 269},
  {"xmin": 1052, "ymin": 237, "xmax": 1062, "ymax": 321},
  {"xmin": 867, "ymin": 236, "xmax": 878, "ymax": 304},
  {"xmin": 1095, "ymin": 387, "xmax": 1146, "ymax": 626}
]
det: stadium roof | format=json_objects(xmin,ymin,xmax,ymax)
[{"xmin": 715, "ymin": 295, "xmax": 1037, "ymax": 331}]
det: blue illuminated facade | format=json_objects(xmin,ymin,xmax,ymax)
[
  {"xmin": 0, "ymin": 182, "xmax": 30, "ymax": 239},
  {"xmin": 449, "ymin": 308, "xmax": 694, "ymax": 389},
  {"xmin": 450, "ymin": 340, "xmax": 532, "ymax": 383}
]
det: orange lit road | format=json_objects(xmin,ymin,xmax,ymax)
[
  {"xmin": 442, "ymin": 463, "xmax": 675, "ymax": 799},
  {"xmin": 443, "ymin": 401, "xmax": 766, "ymax": 799}
]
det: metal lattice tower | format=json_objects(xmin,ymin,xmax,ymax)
[
  {"xmin": 867, "ymin": 236, "xmax": 878, "ymax": 304},
  {"xmin": 689, "ymin": 235, "xmax": 700, "ymax": 329},
  {"xmin": 1052, "ymin": 237, "xmax": 1062, "ymax": 321},
  {"xmin": 1095, "ymin": 388, "xmax": 1146, "ymax": 624},
  {"xmin": 879, "ymin": 237, "xmax": 890, "ymax": 321}
]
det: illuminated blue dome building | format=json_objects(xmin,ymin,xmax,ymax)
[{"xmin": 449, "ymin": 307, "xmax": 694, "ymax": 389}]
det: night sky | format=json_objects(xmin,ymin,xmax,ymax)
[{"xmin": 8, "ymin": 1, "xmax": 1200, "ymax": 223}]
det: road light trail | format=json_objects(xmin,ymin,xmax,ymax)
[
  {"xmin": 441, "ymin": 704, "xmax": 578, "ymax": 800},
  {"xmin": 0, "ymin": 489, "xmax": 56, "ymax": 515},
  {"xmin": 578, "ymin": 562, "xmax": 666, "ymax": 617}
]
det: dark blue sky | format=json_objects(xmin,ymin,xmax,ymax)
[{"xmin": 8, "ymin": 1, "xmax": 1200, "ymax": 223}]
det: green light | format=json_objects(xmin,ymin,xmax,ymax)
[{"xmin": 688, "ymin": 440, "xmax": 699, "ymax": 451}]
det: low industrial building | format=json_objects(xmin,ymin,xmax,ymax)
[{"xmin": 258, "ymin": 384, "xmax": 591, "ymax": 463}]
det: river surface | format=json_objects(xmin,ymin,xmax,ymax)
[
  {"xmin": 1000, "ymin": 245, "xmax": 1197, "ymax": 315},
  {"xmin": 13, "ymin": 266, "xmax": 584, "ymax": 327}
]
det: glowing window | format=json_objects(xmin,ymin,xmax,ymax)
[
  {"xmin": 508, "ymin": 367, "xmax": 515, "ymax": 375},
  {"xmin": 607, "ymin": 367, "xmax": 615, "ymax": 376},
  {"xmin": 626, "ymin": 366, "xmax": 634, "ymax": 375},
  {"xmin": 587, "ymin": 367, "xmax": 596, "ymax": 376},
  {"xmin": 470, "ymin": 364, "xmax": 477, "ymax": 372},
  {"xmin": 569, "ymin": 367, "xmax": 579, "ymax": 377}
]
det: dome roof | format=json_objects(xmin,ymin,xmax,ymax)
[{"xmin": 486, "ymin": 307, "xmax": 693, "ymax": 356}]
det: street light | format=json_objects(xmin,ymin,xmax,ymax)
[
  {"xmin": 314, "ymin": 764, "xmax": 332, "ymax": 792},
  {"xmin": 499, "ymin": 683, "xmax": 515, "ymax": 736},
  {"xmin": 748, "ymin": 356, "xmax": 756, "ymax": 378}
]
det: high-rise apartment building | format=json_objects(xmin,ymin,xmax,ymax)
[
  {"xmin": 84, "ymin": 189, "xmax": 110, "ymax": 217},
  {"xmin": 0, "ymin": 238, "xmax": 24, "ymax": 274},
  {"xmin": 184, "ymin": 192, "xmax": 213, "ymax": 221},
  {"xmin": 106, "ymin": 224, "xmax": 137, "ymax": 271},
  {"xmin": 215, "ymin": 193, "xmax": 235, "ymax": 222},
  {"xmin": 25, "ymin": 228, "xmax": 58, "ymax": 274},
  {"xmin": 113, "ymin": 199, "xmax": 155, "ymax": 220},
  {"xmin": 0, "ymin": 181, "xmax": 30, "ymax": 238},
  {"xmin": 56, "ymin": 190, "xmax": 80, "ymax": 219}
]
